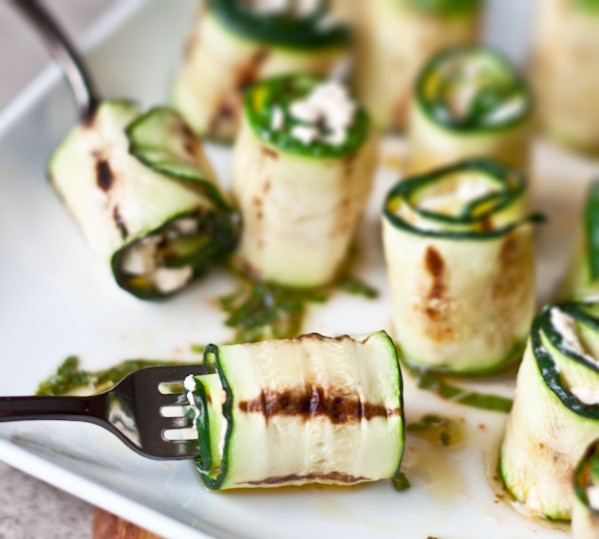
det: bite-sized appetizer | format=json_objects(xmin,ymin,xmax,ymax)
[
  {"xmin": 534, "ymin": 0, "xmax": 599, "ymax": 153},
  {"xmin": 408, "ymin": 46, "xmax": 534, "ymax": 175},
  {"xmin": 564, "ymin": 181, "xmax": 599, "ymax": 300},
  {"xmin": 573, "ymin": 440, "xmax": 599, "ymax": 539},
  {"xmin": 50, "ymin": 102, "xmax": 239, "ymax": 300},
  {"xmin": 382, "ymin": 159, "xmax": 537, "ymax": 374},
  {"xmin": 232, "ymin": 74, "xmax": 378, "ymax": 288},
  {"xmin": 354, "ymin": 0, "xmax": 482, "ymax": 132},
  {"xmin": 172, "ymin": 0, "xmax": 351, "ymax": 143},
  {"xmin": 501, "ymin": 302, "xmax": 599, "ymax": 520},
  {"xmin": 185, "ymin": 330, "xmax": 405, "ymax": 490}
]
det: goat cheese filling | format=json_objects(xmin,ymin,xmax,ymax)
[{"xmin": 120, "ymin": 218, "xmax": 201, "ymax": 294}]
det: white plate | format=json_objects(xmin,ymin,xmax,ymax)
[{"xmin": 1, "ymin": 1, "xmax": 598, "ymax": 538}]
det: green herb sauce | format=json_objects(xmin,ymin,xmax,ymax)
[
  {"xmin": 37, "ymin": 356, "xmax": 181, "ymax": 396},
  {"xmin": 221, "ymin": 248, "xmax": 378, "ymax": 344},
  {"xmin": 409, "ymin": 367, "xmax": 513, "ymax": 413},
  {"xmin": 392, "ymin": 471, "xmax": 411, "ymax": 492},
  {"xmin": 405, "ymin": 0, "xmax": 481, "ymax": 16},
  {"xmin": 408, "ymin": 414, "xmax": 463, "ymax": 447}
]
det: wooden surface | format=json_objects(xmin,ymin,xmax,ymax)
[{"xmin": 93, "ymin": 508, "xmax": 164, "ymax": 539}]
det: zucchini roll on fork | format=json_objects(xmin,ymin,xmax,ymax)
[
  {"xmin": 501, "ymin": 302, "xmax": 599, "ymax": 520},
  {"xmin": 232, "ymin": 74, "xmax": 378, "ymax": 288},
  {"xmin": 564, "ymin": 181, "xmax": 599, "ymax": 300},
  {"xmin": 573, "ymin": 440, "xmax": 599, "ymax": 538},
  {"xmin": 50, "ymin": 102, "xmax": 239, "ymax": 300},
  {"xmin": 172, "ymin": 0, "xmax": 350, "ymax": 143},
  {"xmin": 534, "ymin": 0, "xmax": 599, "ymax": 153},
  {"xmin": 354, "ymin": 0, "xmax": 482, "ymax": 132},
  {"xmin": 382, "ymin": 159, "xmax": 537, "ymax": 374},
  {"xmin": 186, "ymin": 331, "xmax": 405, "ymax": 490},
  {"xmin": 409, "ymin": 46, "xmax": 533, "ymax": 175}
]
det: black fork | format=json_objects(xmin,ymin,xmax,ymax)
[{"xmin": 0, "ymin": 365, "xmax": 211, "ymax": 460}]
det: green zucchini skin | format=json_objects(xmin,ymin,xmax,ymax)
[
  {"xmin": 172, "ymin": 2, "xmax": 350, "ymax": 143},
  {"xmin": 190, "ymin": 331, "xmax": 405, "ymax": 490},
  {"xmin": 500, "ymin": 302, "xmax": 599, "ymax": 520},
  {"xmin": 49, "ymin": 101, "xmax": 238, "ymax": 300},
  {"xmin": 564, "ymin": 181, "xmax": 599, "ymax": 300},
  {"xmin": 408, "ymin": 45, "xmax": 534, "ymax": 175},
  {"xmin": 232, "ymin": 74, "xmax": 378, "ymax": 288},
  {"xmin": 534, "ymin": 0, "xmax": 599, "ymax": 154},
  {"xmin": 354, "ymin": 0, "xmax": 481, "ymax": 132},
  {"xmin": 573, "ymin": 440, "xmax": 599, "ymax": 539},
  {"xmin": 382, "ymin": 159, "xmax": 539, "ymax": 374}
]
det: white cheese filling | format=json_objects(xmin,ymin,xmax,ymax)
[
  {"xmin": 245, "ymin": 0, "xmax": 320, "ymax": 17},
  {"xmin": 119, "ymin": 218, "xmax": 196, "ymax": 294},
  {"xmin": 418, "ymin": 177, "xmax": 493, "ymax": 215},
  {"xmin": 287, "ymin": 81, "xmax": 356, "ymax": 147},
  {"xmin": 587, "ymin": 486, "xmax": 599, "ymax": 511}
]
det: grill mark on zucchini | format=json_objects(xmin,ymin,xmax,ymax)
[
  {"xmin": 112, "ymin": 206, "xmax": 128, "ymax": 240},
  {"xmin": 261, "ymin": 147, "xmax": 278, "ymax": 160},
  {"xmin": 96, "ymin": 159, "xmax": 114, "ymax": 191},
  {"xmin": 238, "ymin": 386, "xmax": 400, "ymax": 424},
  {"xmin": 425, "ymin": 246, "xmax": 445, "ymax": 300},
  {"xmin": 244, "ymin": 471, "xmax": 369, "ymax": 486}
]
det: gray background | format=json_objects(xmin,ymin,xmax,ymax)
[{"xmin": 0, "ymin": 3, "xmax": 115, "ymax": 537}]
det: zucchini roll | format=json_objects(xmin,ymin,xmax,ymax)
[
  {"xmin": 354, "ymin": 0, "xmax": 481, "ymax": 132},
  {"xmin": 534, "ymin": 0, "xmax": 599, "ymax": 153},
  {"xmin": 382, "ymin": 159, "xmax": 536, "ymax": 374},
  {"xmin": 186, "ymin": 331, "xmax": 405, "ymax": 490},
  {"xmin": 49, "ymin": 101, "xmax": 239, "ymax": 300},
  {"xmin": 172, "ymin": 0, "xmax": 350, "ymax": 143},
  {"xmin": 501, "ymin": 302, "xmax": 599, "ymax": 520},
  {"xmin": 564, "ymin": 181, "xmax": 599, "ymax": 300},
  {"xmin": 232, "ymin": 74, "xmax": 378, "ymax": 288},
  {"xmin": 409, "ymin": 46, "xmax": 533, "ymax": 175},
  {"xmin": 573, "ymin": 440, "xmax": 599, "ymax": 538}
]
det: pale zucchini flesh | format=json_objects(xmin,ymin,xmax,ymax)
[
  {"xmin": 354, "ymin": 0, "xmax": 481, "ymax": 132},
  {"xmin": 172, "ymin": 2, "xmax": 350, "ymax": 142},
  {"xmin": 232, "ymin": 74, "xmax": 378, "ymax": 288},
  {"xmin": 408, "ymin": 45, "xmax": 533, "ymax": 175},
  {"xmin": 500, "ymin": 302, "xmax": 599, "ymax": 520},
  {"xmin": 533, "ymin": 0, "xmax": 599, "ymax": 153},
  {"xmin": 382, "ymin": 159, "xmax": 538, "ymax": 374},
  {"xmin": 190, "ymin": 331, "xmax": 405, "ymax": 490},
  {"xmin": 49, "ymin": 101, "xmax": 238, "ymax": 300}
]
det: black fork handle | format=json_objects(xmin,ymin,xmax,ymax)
[
  {"xmin": 0, "ymin": 394, "xmax": 107, "ymax": 424},
  {"xmin": 11, "ymin": 0, "xmax": 100, "ymax": 121}
]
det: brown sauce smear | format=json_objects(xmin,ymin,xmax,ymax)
[{"xmin": 238, "ymin": 386, "xmax": 399, "ymax": 425}]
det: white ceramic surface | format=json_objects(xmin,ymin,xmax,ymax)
[{"xmin": 1, "ymin": 1, "xmax": 598, "ymax": 538}]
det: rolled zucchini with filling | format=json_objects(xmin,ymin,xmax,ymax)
[
  {"xmin": 382, "ymin": 159, "xmax": 537, "ymax": 374},
  {"xmin": 564, "ymin": 181, "xmax": 599, "ymax": 300},
  {"xmin": 501, "ymin": 302, "xmax": 599, "ymax": 520},
  {"xmin": 172, "ymin": 0, "xmax": 350, "ymax": 143},
  {"xmin": 185, "ymin": 330, "xmax": 405, "ymax": 490},
  {"xmin": 573, "ymin": 440, "xmax": 599, "ymax": 538},
  {"xmin": 534, "ymin": 0, "xmax": 599, "ymax": 153},
  {"xmin": 232, "ymin": 74, "xmax": 378, "ymax": 288},
  {"xmin": 49, "ymin": 101, "xmax": 239, "ymax": 300},
  {"xmin": 409, "ymin": 46, "xmax": 534, "ymax": 175},
  {"xmin": 354, "ymin": 0, "xmax": 482, "ymax": 132}
]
